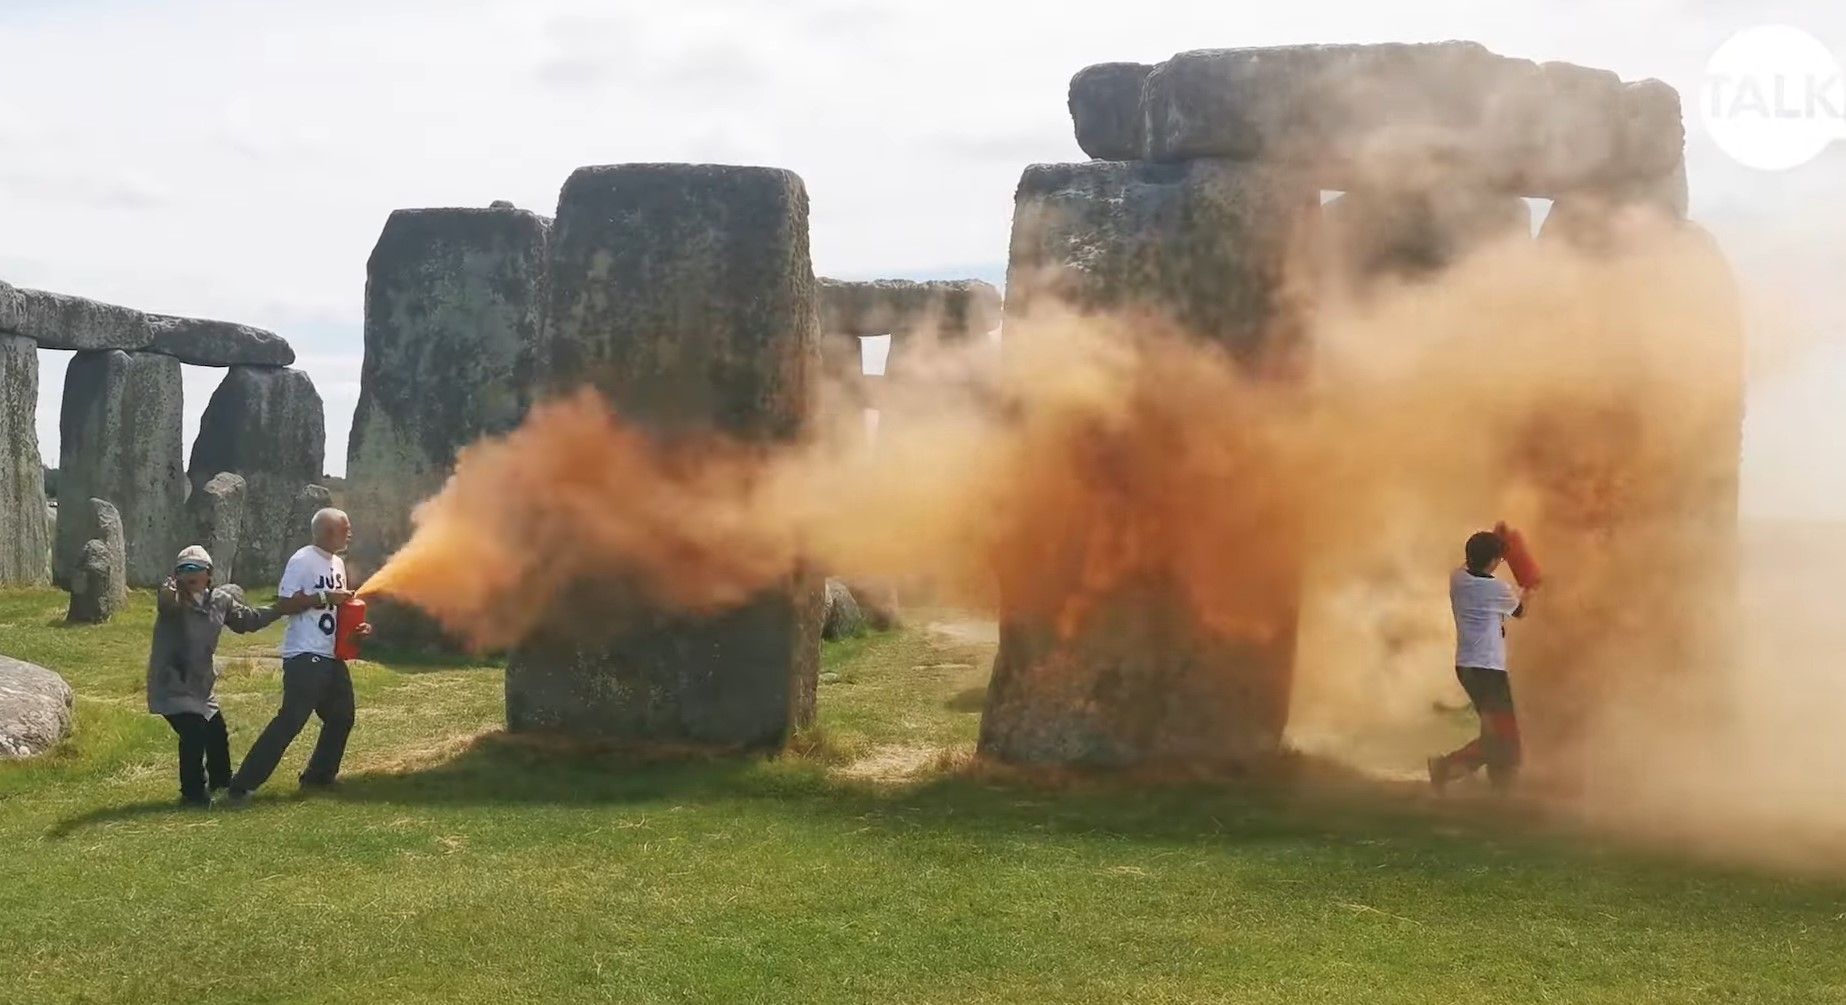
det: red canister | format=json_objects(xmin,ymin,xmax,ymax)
[
  {"xmin": 1494, "ymin": 522, "xmax": 1542, "ymax": 589},
  {"xmin": 334, "ymin": 598, "xmax": 368, "ymax": 661}
]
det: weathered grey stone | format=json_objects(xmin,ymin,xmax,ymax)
[
  {"xmin": 56, "ymin": 351, "xmax": 186, "ymax": 587},
  {"xmin": 817, "ymin": 278, "xmax": 1002, "ymax": 339},
  {"xmin": 1006, "ymin": 159, "xmax": 1320, "ymax": 367},
  {"xmin": 982, "ymin": 582, "xmax": 1298, "ymax": 768},
  {"xmin": 1135, "ymin": 44, "xmax": 1683, "ymax": 197},
  {"xmin": 288, "ymin": 484, "xmax": 334, "ymax": 557},
  {"xmin": 346, "ymin": 206, "xmax": 549, "ymax": 585},
  {"xmin": 821, "ymin": 578, "xmax": 867, "ymax": 641},
  {"xmin": 0, "ymin": 280, "xmax": 151, "ymax": 351},
  {"xmin": 64, "ymin": 498, "xmax": 126, "ymax": 625},
  {"xmin": 0, "ymin": 335, "xmax": 50, "ymax": 584},
  {"xmin": 1070, "ymin": 62, "xmax": 1153, "ymax": 160},
  {"xmin": 146, "ymin": 314, "xmax": 295, "ymax": 367},
  {"xmin": 817, "ymin": 277, "xmax": 1001, "ymax": 386},
  {"xmin": 508, "ymin": 163, "xmax": 822, "ymax": 748},
  {"xmin": 187, "ymin": 367, "xmax": 324, "ymax": 587},
  {"xmin": 981, "ymin": 158, "xmax": 1314, "ymax": 769},
  {"xmin": 347, "ymin": 206, "xmax": 549, "ymax": 650},
  {"xmin": 187, "ymin": 472, "xmax": 248, "ymax": 587},
  {"xmin": 1323, "ymin": 185, "xmax": 1530, "ymax": 289},
  {"xmin": 0, "ymin": 656, "xmax": 74, "ymax": 757},
  {"xmin": 847, "ymin": 579, "xmax": 901, "ymax": 632}
]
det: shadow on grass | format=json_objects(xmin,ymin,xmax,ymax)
[
  {"xmin": 943, "ymin": 686, "xmax": 987, "ymax": 713},
  {"xmin": 44, "ymin": 729, "xmax": 1554, "ymax": 869},
  {"xmin": 249, "ymin": 730, "xmax": 1542, "ymax": 856}
]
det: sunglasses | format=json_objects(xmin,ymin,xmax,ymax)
[{"xmin": 175, "ymin": 564, "xmax": 210, "ymax": 574}]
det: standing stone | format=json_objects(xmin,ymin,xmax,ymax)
[
  {"xmin": 0, "ymin": 656, "xmax": 75, "ymax": 757},
  {"xmin": 287, "ymin": 484, "xmax": 334, "ymax": 563},
  {"xmin": 979, "ymin": 158, "xmax": 1318, "ymax": 769},
  {"xmin": 345, "ymin": 205, "xmax": 549, "ymax": 646},
  {"xmin": 187, "ymin": 366, "xmax": 324, "ymax": 587},
  {"xmin": 821, "ymin": 579, "xmax": 867, "ymax": 641},
  {"xmin": 0, "ymin": 334, "xmax": 50, "ymax": 584},
  {"xmin": 187, "ymin": 472, "xmax": 248, "ymax": 587},
  {"xmin": 65, "ymin": 498, "xmax": 126, "ymax": 624},
  {"xmin": 56, "ymin": 351, "xmax": 186, "ymax": 587},
  {"xmin": 1069, "ymin": 62, "xmax": 1152, "ymax": 161},
  {"xmin": 508, "ymin": 163, "xmax": 821, "ymax": 748},
  {"xmin": 1006, "ymin": 158, "xmax": 1320, "ymax": 369},
  {"xmin": 1510, "ymin": 220, "xmax": 1742, "ymax": 782}
]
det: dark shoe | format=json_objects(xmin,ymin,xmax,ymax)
[
  {"xmin": 179, "ymin": 795, "xmax": 212, "ymax": 810},
  {"xmin": 221, "ymin": 787, "xmax": 252, "ymax": 809},
  {"xmin": 1427, "ymin": 756, "xmax": 1453, "ymax": 794},
  {"xmin": 297, "ymin": 778, "xmax": 341, "ymax": 794}
]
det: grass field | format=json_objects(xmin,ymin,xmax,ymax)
[{"xmin": 2, "ymin": 586, "xmax": 1844, "ymax": 1003}]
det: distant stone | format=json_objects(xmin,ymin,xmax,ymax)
[
  {"xmin": 287, "ymin": 484, "xmax": 335, "ymax": 565},
  {"xmin": 0, "ymin": 334, "xmax": 50, "ymax": 584},
  {"xmin": 822, "ymin": 578, "xmax": 868, "ymax": 641},
  {"xmin": 56, "ymin": 351, "xmax": 186, "ymax": 587},
  {"xmin": 146, "ymin": 314, "xmax": 295, "ymax": 367},
  {"xmin": 1069, "ymin": 62, "xmax": 1152, "ymax": 160},
  {"xmin": 188, "ymin": 367, "xmax": 325, "ymax": 586},
  {"xmin": 0, "ymin": 656, "xmax": 74, "ymax": 757},
  {"xmin": 849, "ymin": 579, "xmax": 901, "ymax": 632},
  {"xmin": 0, "ymin": 280, "xmax": 151, "ymax": 351},
  {"xmin": 187, "ymin": 472, "xmax": 248, "ymax": 587},
  {"xmin": 489, "ymin": 199, "xmax": 515, "ymax": 209},
  {"xmin": 819, "ymin": 672, "xmax": 842, "ymax": 685},
  {"xmin": 816, "ymin": 278, "xmax": 1002, "ymax": 340},
  {"xmin": 65, "ymin": 498, "xmax": 126, "ymax": 625}
]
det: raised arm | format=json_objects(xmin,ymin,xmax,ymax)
[
  {"xmin": 156, "ymin": 576, "xmax": 185, "ymax": 615},
  {"xmin": 221, "ymin": 591, "xmax": 285, "ymax": 634}
]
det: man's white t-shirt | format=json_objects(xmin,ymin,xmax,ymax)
[
  {"xmin": 278, "ymin": 545, "xmax": 347, "ymax": 659},
  {"xmin": 1450, "ymin": 567, "xmax": 1521, "ymax": 671}
]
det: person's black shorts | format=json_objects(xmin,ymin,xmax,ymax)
[{"xmin": 1456, "ymin": 666, "xmax": 1515, "ymax": 715}]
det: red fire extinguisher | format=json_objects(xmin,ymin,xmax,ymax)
[
  {"xmin": 1495, "ymin": 522, "xmax": 1542, "ymax": 589},
  {"xmin": 335, "ymin": 598, "xmax": 368, "ymax": 661}
]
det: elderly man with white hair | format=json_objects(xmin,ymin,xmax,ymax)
[{"xmin": 225, "ymin": 508, "xmax": 373, "ymax": 806}]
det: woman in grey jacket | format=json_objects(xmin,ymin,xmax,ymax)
[{"xmin": 146, "ymin": 546, "xmax": 312, "ymax": 807}]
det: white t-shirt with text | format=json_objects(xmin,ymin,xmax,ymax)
[
  {"xmin": 278, "ymin": 546, "xmax": 347, "ymax": 659},
  {"xmin": 1450, "ymin": 567, "xmax": 1521, "ymax": 671}
]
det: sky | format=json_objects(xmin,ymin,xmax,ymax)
[{"xmin": 3, "ymin": 0, "xmax": 1843, "ymax": 520}]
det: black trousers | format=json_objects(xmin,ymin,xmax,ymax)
[
  {"xmin": 163, "ymin": 712, "xmax": 231, "ymax": 802},
  {"xmin": 230, "ymin": 654, "xmax": 356, "ymax": 792},
  {"xmin": 1450, "ymin": 666, "xmax": 1522, "ymax": 787}
]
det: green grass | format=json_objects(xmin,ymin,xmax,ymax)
[{"xmin": 1, "ymin": 589, "xmax": 1843, "ymax": 1004}]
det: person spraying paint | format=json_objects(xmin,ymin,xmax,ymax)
[
  {"xmin": 145, "ymin": 546, "xmax": 316, "ymax": 808},
  {"xmin": 224, "ymin": 508, "xmax": 373, "ymax": 806},
  {"xmin": 1429, "ymin": 528, "xmax": 1536, "ymax": 792}
]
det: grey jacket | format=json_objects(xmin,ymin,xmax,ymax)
[{"xmin": 146, "ymin": 584, "xmax": 282, "ymax": 718}]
